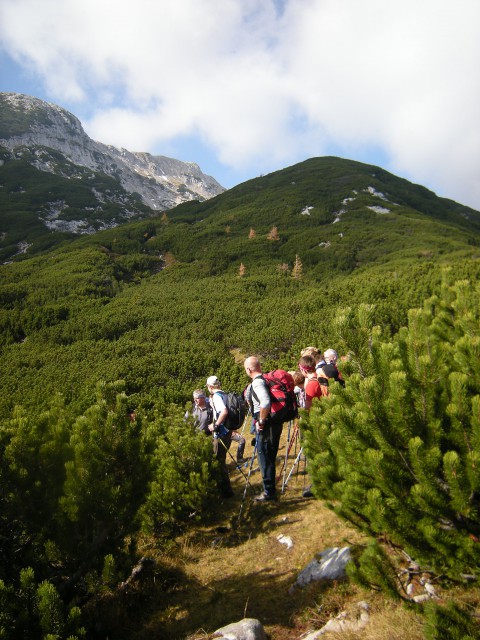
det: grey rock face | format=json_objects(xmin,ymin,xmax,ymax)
[{"xmin": 0, "ymin": 92, "xmax": 225, "ymax": 211}]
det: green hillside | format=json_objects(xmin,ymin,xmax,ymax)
[
  {"xmin": 1, "ymin": 157, "xmax": 479, "ymax": 416},
  {"xmin": 1, "ymin": 156, "xmax": 480, "ymax": 638}
]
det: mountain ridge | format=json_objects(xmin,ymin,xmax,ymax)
[
  {"xmin": 0, "ymin": 92, "xmax": 226, "ymax": 261},
  {"xmin": 0, "ymin": 92, "xmax": 224, "ymax": 208}
]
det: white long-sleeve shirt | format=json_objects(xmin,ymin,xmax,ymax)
[{"xmin": 250, "ymin": 374, "xmax": 271, "ymax": 415}]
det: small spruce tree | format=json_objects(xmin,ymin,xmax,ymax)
[
  {"xmin": 248, "ymin": 228, "xmax": 256, "ymax": 239},
  {"xmin": 267, "ymin": 225, "xmax": 279, "ymax": 241},
  {"xmin": 142, "ymin": 407, "xmax": 217, "ymax": 538},
  {"xmin": 58, "ymin": 381, "xmax": 149, "ymax": 584},
  {"xmin": 291, "ymin": 255, "xmax": 303, "ymax": 279}
]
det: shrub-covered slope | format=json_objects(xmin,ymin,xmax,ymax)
[{"xmin": 1, "ymin": 156, "xmax": 479, "ymax": 417}]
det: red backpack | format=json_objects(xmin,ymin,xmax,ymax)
[{"xmin": 253, "ymin": 370, "xmax": 298, "ymax": 424}]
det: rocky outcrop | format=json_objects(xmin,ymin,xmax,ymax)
[{"xmin": 0, "ymin": 92, "xmax": 225, "ymax": 211}]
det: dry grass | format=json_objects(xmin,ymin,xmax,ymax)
[{"xmin": 96, "ymin": 428, "xmax": 480, "ymax": 639}]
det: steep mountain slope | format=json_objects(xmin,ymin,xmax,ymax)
[
  {"xmin": 0, "ymin": 92, "xmax": 224, "ymax": 260},
  {"xmin": 144, "ymin": 156, "xmax": 480, "ymax": 276}
]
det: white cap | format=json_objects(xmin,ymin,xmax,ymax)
[{"xmin": 206, "ymin": 375, "xmax": 220, "ymax": 387}]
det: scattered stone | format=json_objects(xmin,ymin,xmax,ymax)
[
  {"xmin": 302, "ymin": 601, "xmax": 370, "ymax": 638},
  {"xmin": 413, "ymin": 593, "xmax": 430, "ymax": 603},
  {"xmin": 423, "ymin": 581, "xmax": 439, "ymax": 599},
  {"xmin": 289, "ymin": 547, "xmax": 351, "ymax": 594},
  {"xmin": 276, "ymin": 534, "xmax": 293, "ymax": 549},
  {"xmin": 213, "ymin": 617, "xmax": 266, "ymax": 640}
]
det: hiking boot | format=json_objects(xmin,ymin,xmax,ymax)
[
  {"xmin": 254, "ymin": 491, "xmax": 277, "ymax": 502},
  {"xmin": 302, "ymin": 485, "xmax": 314, "ymax": 498}
]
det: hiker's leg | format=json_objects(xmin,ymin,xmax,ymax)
[
  {"xmin": 213, "ymin": 435, "xmax": 233, "ymax": 497},
  {"xmin": 255, "ymin": 429, "xmax": 269, "ymax": 492},
  {"xmin": 271, "ymin": 422, "xmax": 283, "ymax": 459},
  {"xmin": 235, "ymin": 433, "xmax": 246, "ymax": 460},
  {"xmin": 261, "ymin": 423, "xmax": 281, "ymax": 496}
]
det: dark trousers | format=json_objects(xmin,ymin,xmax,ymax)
[
  {"xmin": 213, "ymin": 433, "xmax": 233, "ymax": 496},
  {"xmin": 230, "ymin": 430, "xmax": 246, "ymax": 461},
  {"xmin": 255, "ymin": 419, "xmax": 283, "ymax": 496}
]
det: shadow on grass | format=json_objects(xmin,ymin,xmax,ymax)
[
  {"xmin": 86, "ymin": 449, "xmax": 324, "ymax": 639},
  {"xmin": 128, "ymin": 555, "xmax": 340, "ymax": 640}
]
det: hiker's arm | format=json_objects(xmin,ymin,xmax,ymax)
[
  {"xmin": 258, "ymin": 406, "xmax": 270, "ymax": 422},
  {"xmin": 214, "ymin": 407, "xmax": 228, "ymax": 428},
  {"xmin": 252, "ymin": 378, "xmax": 271, "ymax": 426}
]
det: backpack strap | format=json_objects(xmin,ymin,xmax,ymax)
[{"xmin": 250, "ymin": 375, "xmax": 270, "ymax": 414}]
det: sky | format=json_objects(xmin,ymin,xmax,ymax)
[{"xmin": 1, "ymin": 0, "xmax": 479, "ymax": 210}]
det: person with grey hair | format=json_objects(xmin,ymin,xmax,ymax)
[
  {"xmin": 206, "ymin": 375, "xmax": 234, "ymax": 498},
  {"xmin": 189, "ymin": 389, "xmax": 213, "ymax": 435},
  {"xmin": 321, "ymin": 349, "xmax": 345, "ymax": 387}
]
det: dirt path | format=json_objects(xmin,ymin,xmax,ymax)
[{"xmin": 133, "ymin": 427, "xmax": 367, "ymax": 639}]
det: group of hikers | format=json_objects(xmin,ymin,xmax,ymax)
[{"xmin": 188, "ymin": 347, "xmax": 344, "ymax": 501}]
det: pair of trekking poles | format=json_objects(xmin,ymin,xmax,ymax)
[
  {"xmin": 218, "ymin": 410, "xmax": 307, "ymax": 523},
  {"xmin": 234, "ymin": 415, "xmax": 306, "ymax": 523},
  {"xmin": 216, "ymin": 407, "xmax": 257, "ymax": 485},
  {"xmin": 215, "ymin": 408, "xmax": 260, "ymax": 524},
  {"xmin": 277, "ymin": 419, "xmax": 307, "ymax": 492}
]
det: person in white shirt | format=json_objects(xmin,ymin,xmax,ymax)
[{"xmin": 206, "ymin": 375, "xmax": 234, "ymax": 498}]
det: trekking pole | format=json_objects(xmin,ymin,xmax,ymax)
[
  {"xmin": 279, "ymin": 420, "xmax": 292, "ymax": 490},
  {"xmin": 281, "ymin": 424, "xmax": 296, "ymax": 493},
  {"xmin": 276, "ymin": 421, "xmax": 299, "ymax": 488},
  {"xmin": 284, "ymin": 446, "xmax": 304, "ymax": 489},
  {"xmin": 237, "ymin": 439, "xmax": 259, "ymax": 525},
  {"xmin": 239, "ymin": 406, "xmax": 251, "ymax": 436},
  {"xmin": 302, "ymin": 452, "xmax": 308, "ymax": 490},
  {"xmin": 218, "ymin": 436, "xmax": 250, "ymax": 483}
]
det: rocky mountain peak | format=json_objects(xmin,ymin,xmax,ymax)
[{"xmin": 0, "ymin": 92, "xmax": 225, "ymax": 210}]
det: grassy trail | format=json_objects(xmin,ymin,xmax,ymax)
[{"xmin": 123, "ymin": 427, "xmax": 425, "ymax": 640}]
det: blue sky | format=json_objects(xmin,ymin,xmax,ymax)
[{"xmin": 1, "ymin": 0, "xmax": 479, "ymax": 210}]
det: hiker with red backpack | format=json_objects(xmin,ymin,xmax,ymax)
[{"xmin": 244, "ymin": 356, "xmax": 298, "ymax": 502}]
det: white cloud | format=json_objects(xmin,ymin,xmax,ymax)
[{"xmin": 1, "ymin": 0, "xmax": 479, "ymax": 209}]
